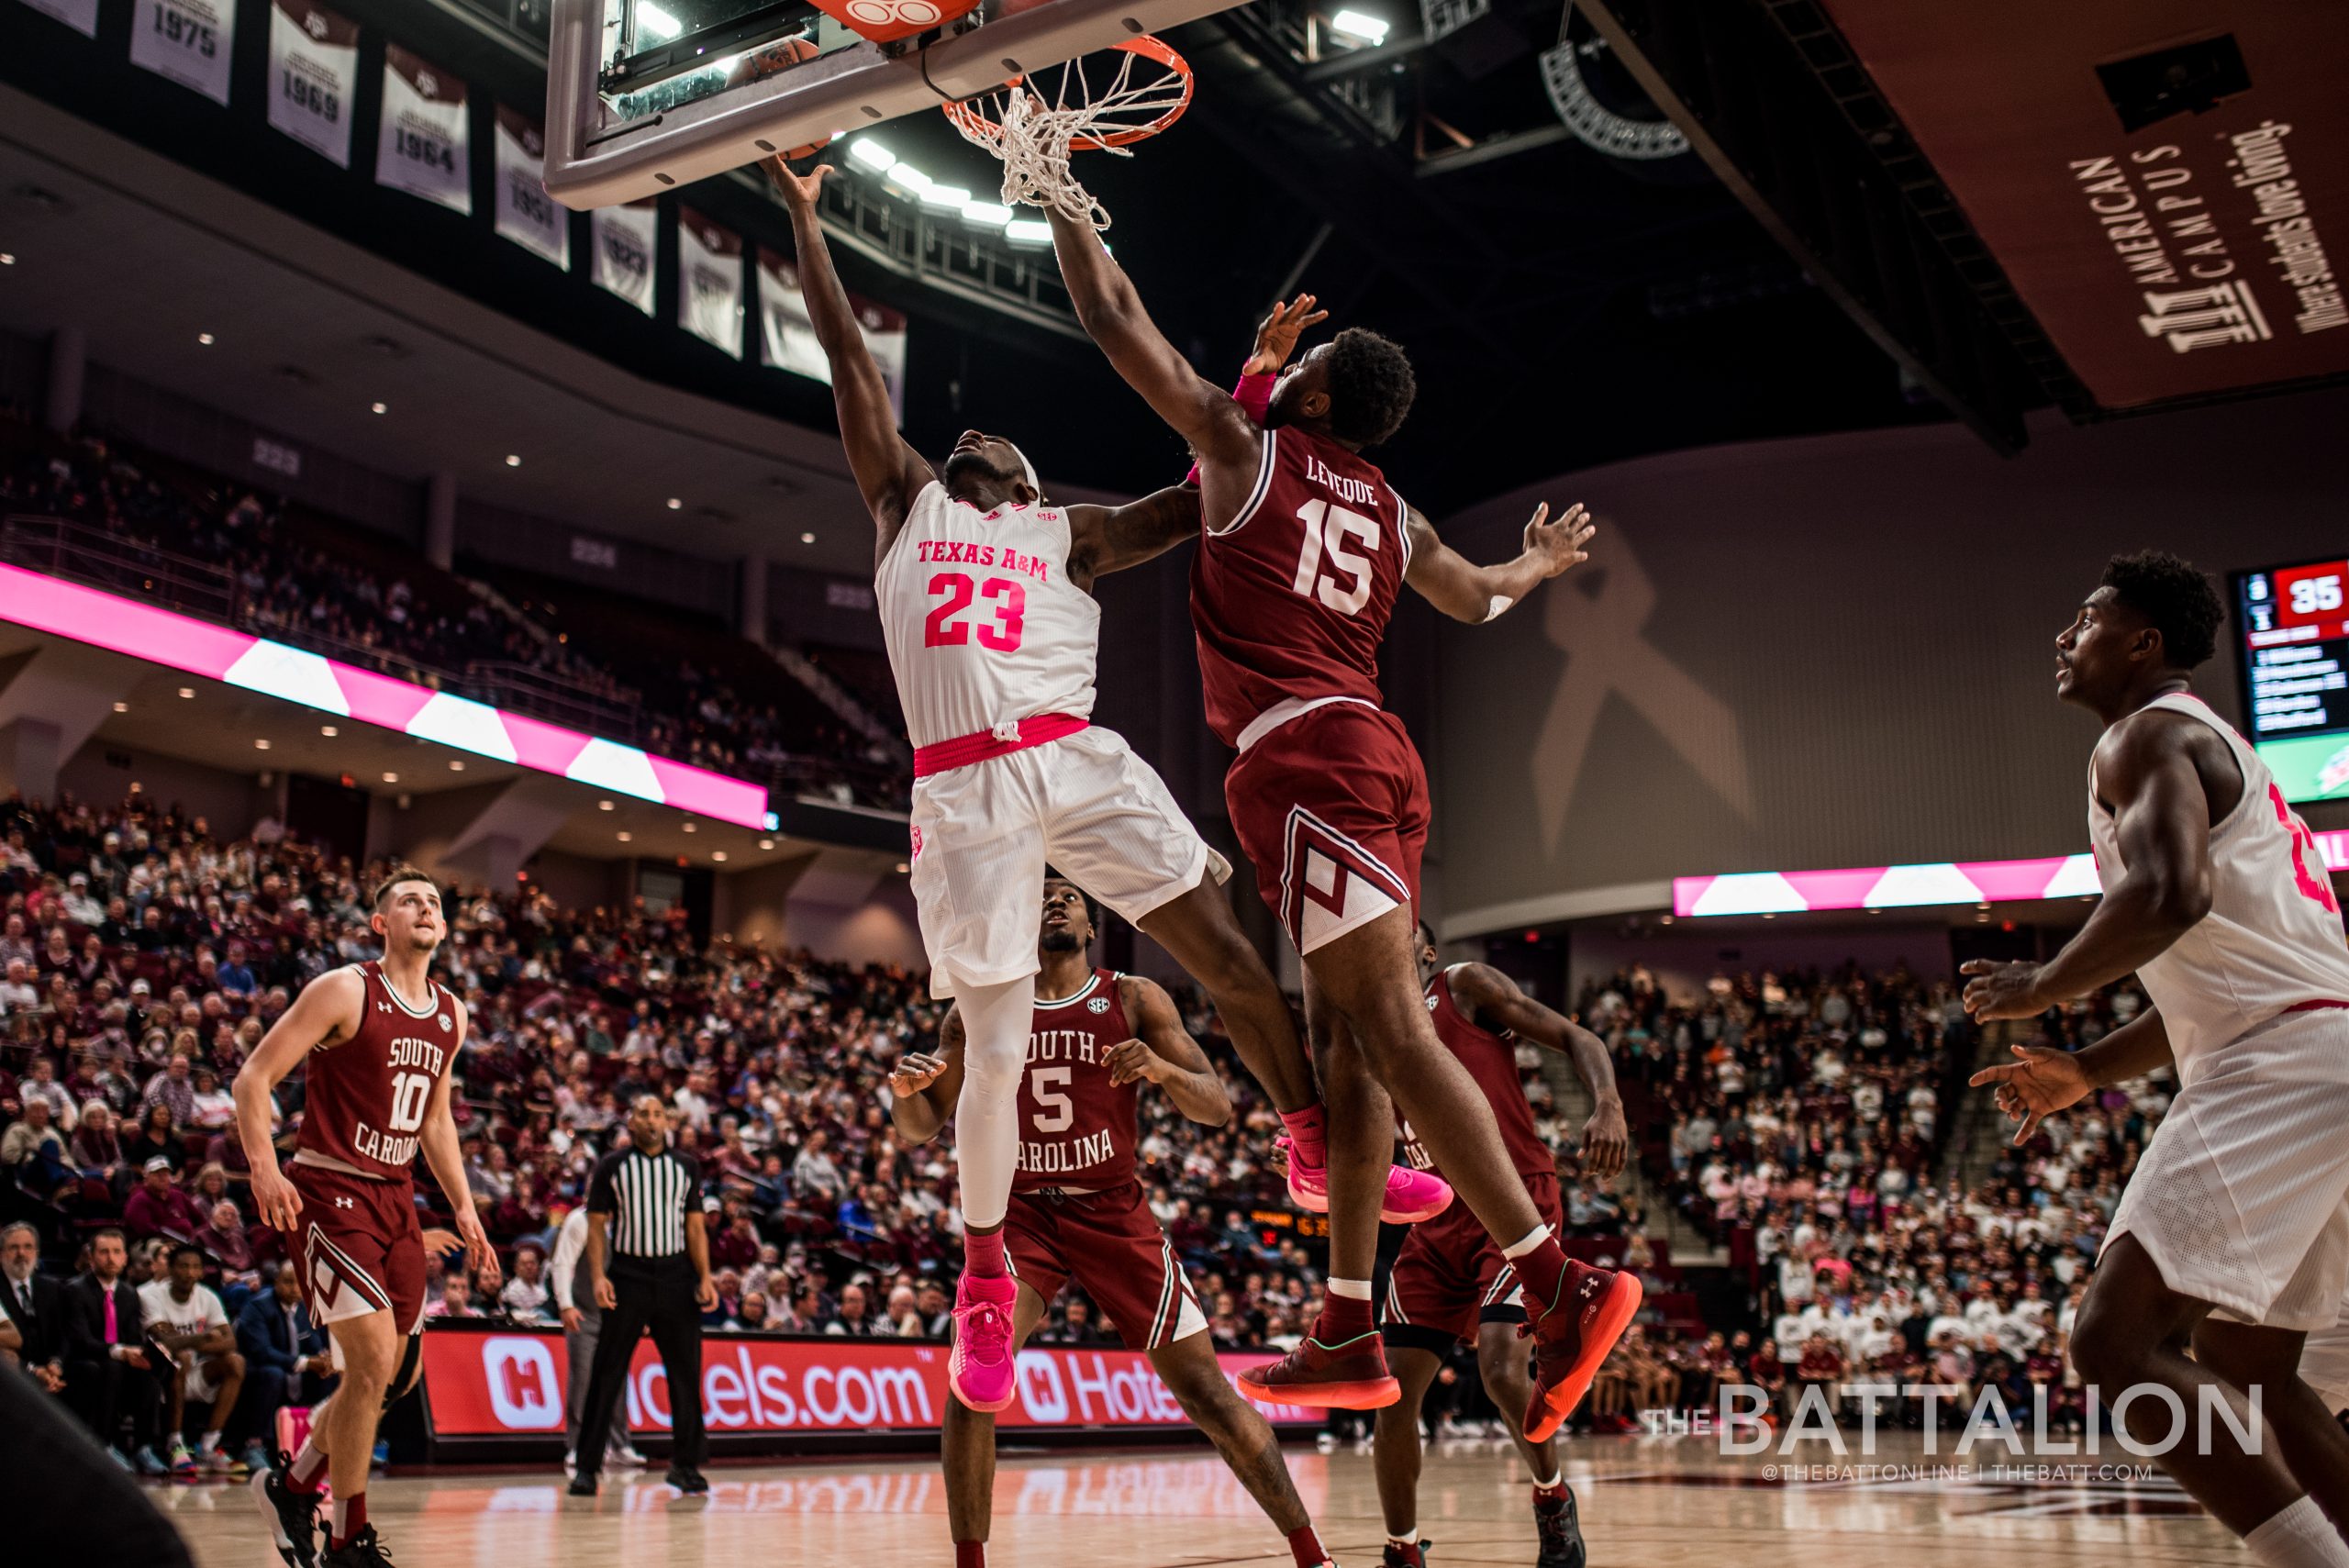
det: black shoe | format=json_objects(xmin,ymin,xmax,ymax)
[
  {"xmin": 251, "ymin": 1455, "xmax": 322, "ymax": 1568},
  {"xmin": 568, "ymin": 1475, "xmax": 598, "ymax": 1496},
  {"xmin": 1536, "ymin": 1488, "xmax": 1586, "ymax": 1568},
  {"xmin": 664, "ymin": 1464, "xmax": 708, "ymax": 1494},
  {"xmin": 1382, "ymin": 1540, "xmax": 1431, "ymax": 1568},
  {"xmin": 320, "ymin": 1523, "xmax": 396, "ymax": 1567}
]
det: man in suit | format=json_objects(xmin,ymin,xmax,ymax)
[
  {"xmin": 61, "ymin": 1227, "xmax": 165, "ymax": 1473},
  {"xmin": 236, "ymin": 1260, "xmax": 339, "ymax": 1465},
  {"xmin": 1, "ymin": 1220, "xmax": 68, "ymax": 1392}
]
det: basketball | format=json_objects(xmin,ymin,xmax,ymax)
[{"xmin": 8, "ymin": 1, "xmax": 2349, "ymax": 1566}]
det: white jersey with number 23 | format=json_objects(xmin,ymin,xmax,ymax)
[
  {"xmin": 2088, "ymin": 691, "xmax": 2349, "ymax": 1086},
  {"xmin": 876, "ymin": 483, "xmax": 1098, "ymax": 749}
]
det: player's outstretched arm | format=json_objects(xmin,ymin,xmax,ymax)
[
  {"xmin": 233, "ymin": 966, "xmax": 362, "ymax": 1234},
  {"xmin": 1043, "ymin": 207, "xmax": 1258, "ymax": 471},
  {"xmin": 1969, "ymin": 1007, "xmax": 2169, "ymax": 1145},
  {"xmin": 1067, "ymin": 484, "xmax": 1203, "ymax": 590},
  {"xmin": 887, "ymin": 1006, "xmax": 967, "ymax": 1145},
  {"xmin": 1404, "ymin": 502, "xmax": 1596, "ymax": 624},
  {"xmin": 1105, "ymin": 977, "xmax": 1231, "ymax": 1128},
  {"xmin": 1448, "ymin": 962, "xmax": 1627, "ymax": 1181},
  {"xmin": 767, "ymin": 159, "xmax": 934, "ymax": 552},
  {"xmin": 1963, "ymin": 714, "xmax": 2214, "ymax": 1021},
  {"xmin": 417, "ymin": 1003, "xmax": 500, "ymax": 1289}
]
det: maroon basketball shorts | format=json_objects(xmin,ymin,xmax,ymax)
[
  {"xmin": 1223, "ymin": 700, "xmax": 1431, "ymax": 955},
  {"xmin": 1006, "ymin": 1180, "xmax": 1207, "ymax": 1351},
  {"xmin": 1385, "ymin": 1171, "xmax": 1564, "ymax": 1348},
  {"xmin": 288, "ymin": 1160, "xmax": 427, "ymax": 1337}
]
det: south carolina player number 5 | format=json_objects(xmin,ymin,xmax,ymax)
[
  {"xmin": 1030, "ymin": 1065, "xmax": 1074, "ymax": 1131},
  {"xmin": 924, "ymin": 573, "xmax": 1026, "ymax": 651}
]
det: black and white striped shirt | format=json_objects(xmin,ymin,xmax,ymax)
[{"xmin": 586, "ymin": 1146, "xmax": 701, "ymax": 1263}]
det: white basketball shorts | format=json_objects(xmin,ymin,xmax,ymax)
[
  {"xmin": 2299, "ymin": 1301, "xmax": 2349, "ymax": 1415},
  {"xmin": 2103, "ymin": 1005, "xmax": 2349, "ymax": 1331},
  {"xmin": 908, "ymin": 725, "xmax": 1229, "ymax": 999}
]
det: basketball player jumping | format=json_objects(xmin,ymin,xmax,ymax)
[
  {"xmin": 1047, "ymin": 204, "xmax": 1639, "ymax": 1437},
  {"xmin": 237, "ymin": 866, "xmax": 497, "ymax": 1568},
  {"xmin": 1374, "ymin": 927, "xmax": 1626, "ymax": 1568},
  {"xmin": 773, "ymin": 159, "xmax": 1447, "ymax": 1415},
  {"xmin": 889, "ymin": 877, "xmax": 1337, "ymax": 1568},
  {"xmin": 1968, "ymin": 552, "xmax": 2349, "ymax": 1568}
]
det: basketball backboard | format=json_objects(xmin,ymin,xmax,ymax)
[{"xmin": 545, "ymin": 0, "xmax": 1242, "ymax": 209}]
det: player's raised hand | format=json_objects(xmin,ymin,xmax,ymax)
[
  {"xmin": 1967, "ymin": 1042, "xmax": 2090, "ymax": 1145},
  {"xmin": 1104, "ymin": 1038, "xmax": 1168, "ymax": 1089},
  {"xmin": 1580, "ymin": 1101, "xmax": 1630, "ymax": 1183},
  {"xmin": 764, "ymin": 156, "xmax": 830, "ymax": 210},
  {"xmin": 1244, "ymin": 295, "xmax": 1330, "ymax": 376},
  {"xmin": 888, "ymin": 1052, "xmax": 949, "ymax": 1098},
  {"xmin": 1960, "ymin": 958, "xmax": 2047, "ymax": 1022},
  {"xmin": 1523, "ymin": 502, "xmax": 1596, "ymax": 578},
  {"xmin": 251, "ymin": 1166, "xmax": 303, "ymax": 1233}
]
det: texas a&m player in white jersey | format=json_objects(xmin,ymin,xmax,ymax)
[
  {"xmin": 1969, "ymin": 552, "xmax": 2349, "ymax": 1563},
  {"xmin": 889, "ymin": 879, "xmax": 1338, "ymax": 1568},
  {"xmin": 766, "ymin": 158, "xmax": 1447, "ymax": 1415}
]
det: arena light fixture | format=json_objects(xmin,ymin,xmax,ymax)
[
  {"xmin": 758, "ymin": 838, "xmax": 774, "ymax": 850},
  {"xmin": 111, "ymin": 700, "xmax": 128, "ymax": 713},
  {"xmin": 1329, "ymin": 8, "xmax": 1391, "ymax": 45},
  {"xmin": 449, "ymin": 759, "xmax": 465, "ymax": 771},
  {"xmin": 618, "ymin": 830, "xmax": 633, "ymax": 843},
  {"xmin": 599, "ymin": 799, "xmax": 615, "ymax": 810},
  {"xmin": 505, "ymin": 453, "xmax": 522, "ymax": 467},
  {"xmin": 1005, "ymin": 218, "xmax": 1052, "ymax": 246},
  {"xmin": 666, "ymin": 497, "xmax": 683, "ymax": 510},
  {"xmin": 962, "ymin": 202, "xmax": 1014, "ymax": 229},
  {"xmin": 177, "ymin": 686, "xmax": 195, "ymax": 698},
  {"xmin": 636, "ymin": 2, "xmax": 684, "ymax": 40},
  {"xmin": 254, "ymin": 738, "xmax": 271, "ymax": 750},
  {"xmin": 885, "ymin": 164, "xmax": 936, "ymax": 197},
  {"xmin": 321, "ymin": 725, "xmax": 338, "ymax": 737},
  {"xmin": 0, "ymin": 253, "xmax": 14, "ymax": 265},
  {"xmin": 895, "ymin": 861, "xmax": 910, "ymax": 874},
  {"xmin": 371, "ymin": 402, "xmax": 387, "ymax": 415},
  {"xmin": 848, "ymin": 139, "xmax": 898, "ymax": 173},
  {"xmin": 682, "ymin": 820, "xmax": 697, "ymax": 833},
  {"xmin": 383, "ymin": 772, "xmax": 399, "ymax": 784},
  {"xmin": 196, "ymin": 332, "xmax": 214, "ymax": 345},
  {"xmin": 920, "ymin": 184, "xmax": 974, "ymax": 215},
  {"xmin": 712, "ymin": 851, "xmax": 728, "ymax": 862},
  {"xmin": 799, "ymin": 531, "xmax": 816, "ymax": 544}
]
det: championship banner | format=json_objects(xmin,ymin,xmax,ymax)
[
  {"xmin": 376, "ymin": 43, "xmax": 471, "ymax": 214},
  {"xmin": 129, "ymin": 0, "xmax": 235, "ymax": 105},
  {"xmin": 678, "ymin": 207, "xmax": 744, "ymax": 358},
  {"xmin": 17, "ymin": 0, "xmax": 99, "ymax": 38},
  {"xmin": 265, "ymin": 0, "xmax": 359, "ymax": 166},
  {"xmin": 420, "ymin": 1328, "xmax": 1319, "ymax": 1440},
  {"xmin": 492, "ymin": 106, "xmax": 568, "ymax": 269},
  {"xmin": 592, "ymin": 200, "xmax": 658, "ymax": 316},
  {"xmin": 758, "ymin": 248, "xmax": 907, "ymax": 421}
]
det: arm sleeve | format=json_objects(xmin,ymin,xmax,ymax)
[
  {"xmin": 1182, "ymin": 369, "xmax": 1278, "ymax": 484},
  {"xmin": 549, "ymin": 1210, "xmax": 583, "ymax": 1303},
  {"xmin": 585, "ymin": 1154, "xmax": 618, "ymax": 1216}
]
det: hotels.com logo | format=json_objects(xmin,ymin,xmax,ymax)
[{"xmin": 483, "ymin": 1337, "xmax": 563, "ymax": 1429}]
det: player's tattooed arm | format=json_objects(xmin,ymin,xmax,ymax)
[
  {"xmin": 1448, "ymin": 963, "xmax": 1626, "ymax": 1180},
  {"xmin": 764, "ymin": 158, "xmax": 935, "ymax": 555},
  {"xmin": 233, "ymin": 965, "xmax": 364, "ymax": 1234},
  {"xmin": 1105, "ymin": 977, "xmax": 1231, "ymax": 1128},
  {"xmin": 887, "ymin": 1006, "xmax": 967, "ymax": 1145},
  {"xmin": 1041, "ymin": 206, "xmax": 1263, "ymax": 488},
  {"xmin": 1403, "ymin": 501, "xmax": 1596, "ymax": 624},
  {"xmin": 1066, "ymin": 484, "xmax": 1204, "ymax": 590}
]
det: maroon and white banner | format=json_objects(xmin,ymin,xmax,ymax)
[
  {"xmin": 17, "ymin": 0, "xmax": 99, "ymax": 38},
  {"xmin": 757, "ymin": 247, "xmax": 907, "ymax": 421},
  {"xmin": 421, "ymin": 1328, "xmax": 1317, "ymax": 1439},
  {"xmin": 377, "ymin": 43, "xmax": 471, "ymax": 214},
  {"xmin": 592, "ymin": 200, "xmax": 658, "ymax": 316},
  {"xmin": 265, "ymin": 0, "xmax": 358, "ymax": 165},
  {"xmin": 678, "ymin": 208, "xmax": 744, "ymax": 359},
  {"xmin": 493, "ymin": 106, "xmax": 568, "ymax": 269},
  {"xmin": 130, "ymin": 0, "xmax": 236, "ymax": 105}
]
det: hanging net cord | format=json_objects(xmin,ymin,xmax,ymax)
[{"xmin": 947, "ymin": 49, "xmax": 1190, "ymax": 230}]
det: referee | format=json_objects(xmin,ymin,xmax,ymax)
[{"xmin": 568, "ymin": 1095, "xmax": 716, "ymax": 1497}]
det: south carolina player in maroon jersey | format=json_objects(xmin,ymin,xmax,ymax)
[
  {"xmin": 232, "ymin": 864, "xmax": 496, "ymax": 1568},
  {"xmin": 1045, "ymin": 204, "xmax": 1636, "ymax": 1436},
  {"xmin": 1373, "ymin": 928, "xmax": 1627, "ymax": 1568},
  {"xmin": 889, "ymin": 878, "xmax": 1336, "ymax": 1568}
]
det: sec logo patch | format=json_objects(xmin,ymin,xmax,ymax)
[{"xmin": 1087, "ymin": 996, "xmax": 1110, "ymax": 1015}]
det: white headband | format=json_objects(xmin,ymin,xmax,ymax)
[{"xmin": 1008, "ymin": 442, "xmax": 1041, "ymax": 504}]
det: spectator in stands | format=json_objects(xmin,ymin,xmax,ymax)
[
  {"xmin": 0, "ymin": 956, "xmax": 38, "ymax": 1012},
  {"xmin": 141, "ymin": 1053, "xmax": 197, "ymax": 1129},
  {"xmin": 792, "ymin": 1129, "xmax": 844, "ymax": 1208},
  {"xmin": 4, "ymin": 1094, "xmax": 72, "ymax": 1196},
  {"xmin": 126, "ymin": 1157, "xmax": 200, "ymax": 1241},
  {"xmin": 18, "ymin": 1054, "xmax": 74, "ymax": 1129},
  {"xmin": 426, "ymin": 1276, "xmax": 479, "ymax": 1319},
  {"xmin": 2, "ymin": 1220, "xmax": 69, "ymax": 1391},
  {"xmin": 62, "ymin": 1229, "xmax": 163, "ymax": 1473},
  {"xmin": 198, "ymin": 1198, "xmax": 260, "ymax": 1283},
  {"xmin": 498, "ymin": 1244, "xmax": 555, "ymax": 1322},
  {"xmin": 123, "ymin": 1101, "xmax": 177, "ymax": 1171},
  {"xmin": 139, "ymin": 1243, "xmax": 244, "ymax": 1475},
  {"xmin": 825, "ymin": 1281, "xmax": 880, "ymax": 1337},
  {"xmin": 236, "ymin": 1261, "xmax": 336, "ymax": 1460}
]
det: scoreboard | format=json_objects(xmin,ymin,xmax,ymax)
[{"xmin": 2238, "ymin": 558, "xmax": 2349, "ymax": 802}]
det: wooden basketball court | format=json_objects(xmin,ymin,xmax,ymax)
[{"xmin": 159, "ymin": 1432, "xmax": 2235, "ymax": 1567}]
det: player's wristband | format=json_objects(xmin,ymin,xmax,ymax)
[{"xmin": 1182, "ymin": 367, "xmax": 1280, "ymax": 485}]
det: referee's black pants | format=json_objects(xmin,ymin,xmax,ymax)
[{"xmin": 574, "ymin": 1260, "xmax": 706, "ymax": 1478}]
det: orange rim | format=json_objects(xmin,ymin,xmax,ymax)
[{"xmin": 941, "ymin": 35, "xmax": 1193, "ymax": 150}]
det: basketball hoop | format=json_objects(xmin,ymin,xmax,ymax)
[{"xmin": 941, "ymin": 36, "xmax": 1193, "ymax": 229}]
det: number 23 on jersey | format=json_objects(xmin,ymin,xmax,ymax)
[{"xmin": 924, "ymin": 572, "xmax": 1027, "ymax": 651}]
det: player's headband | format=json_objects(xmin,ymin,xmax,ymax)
[{"xmin": 1007, "ymin": 442, "xmax": 1042, "ymax": 504}]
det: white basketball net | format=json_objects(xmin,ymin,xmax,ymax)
[{"xmin": 947, "ymin": 49, "xmax": 1189, "ymax": 230}]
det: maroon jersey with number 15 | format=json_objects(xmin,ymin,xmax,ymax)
[
  {"xmin": 1014, "ymin": 968, "xmax": 1140, "ymax": 1192},
  {"xmin": 1190, "ymin": 426, "xmax": 1412, "ymax": 750},
  {"xmin": 295, "ymin": 960, "xmax": 461, "ymax": 1184}
]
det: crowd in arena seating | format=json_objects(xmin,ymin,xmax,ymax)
[
  {"xmin": 0, "ymin": 417, "xmax": 908, "ymax": 806},
  {"xmin": 0, "ymin": 790, "xmax": 1354, "ymax": 1468}
]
